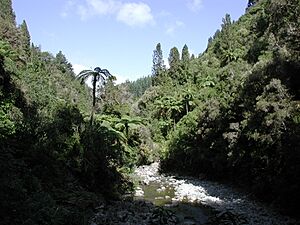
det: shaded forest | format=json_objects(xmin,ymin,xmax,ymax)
[{"xmin": 0, "ymin": 0, "xmax": 299, "ymax": 224}]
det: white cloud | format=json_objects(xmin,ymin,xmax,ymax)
[
  {"xmin": 61, "ymin": 0, "xmax": 76, "ymax": 18},
  {"xmin": 75, "ymin": 0, "xmax": 154, "ymax": 27},
  {"xmin": 77, "ymin": 0, "xmax": 117, "ymax": 21},
  {"xmin": 117, "ymin": 3, "xmax": 154, "ymax": 27},
  {"xmin": 77, "ymin": 5, "xmax": 90, "ymax": 20},
  {"xmin": 166, "ymin": 20, "xmax": 185, "ymax": 35},
  {"xmin": 86, "ymin": 0, "xmax": 120, "ymax": 15},
  {"xmin": 186, "ymin": 0, "xmax": 203, "ymax": 12}
]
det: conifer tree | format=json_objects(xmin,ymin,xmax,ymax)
[
  {"xmin": 221, "ymin": 14, "xmax": 232, "ymax": 29},
  {"xmin": 168, "ymin": 47, "xmax": 181, "ymax": 81},
  {"xmin": 181, "ymin": 44, "xmax": 190, "ymax": 82},
  {"xmin": 168, "ymin": 47, "xmax": 180, "ymax": 70},
  {"xmin": 181, "ymin": 44, "xmax": 190, "ymax": 63},
  {"xmin": 0, "ymin": 0, "xmax": 19, "ymax": 49},
  {"xmin": 55, "ymin": 51, "xmax": 73, "ymax": 75},
  {"xmin": 0, "ymin": 0, "xmax": 15, "ymax": 23},
  {"xmin": 152, "ymin": 43, "xmax": 165, "ymax": 85},
  {"xmin": 19, "ymin": 20, "xmax": 31, "ymax": 57}
]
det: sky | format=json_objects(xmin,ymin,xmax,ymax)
[{"xmin": 12, "ymin": 0, "xmax": 247, "ymax": 83}]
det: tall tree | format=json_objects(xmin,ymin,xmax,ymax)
[
  {"xmin": 78, "ymin": 67, "xmax": 113, "ymax": 124},
  {"xmin": 180, "ymin": 44, "xmax": 191, "ymax": 83},
  {"xmin": 19, "ymin": 20, "xmax": 31, "ymax": 58},
  {"xmin": 0, "ymin": 0, "xmax": 19, "ymax": 49},
  {"xmin": 213, "ymin": 14, "xmax": 238, "ymax": 66},
  {"xmin": 168, "ymin": 47, "xmax": 181, "ymax": 81},
  {"xmin": 221, "ymin": 13, "xmax": 232, "ymax": 30},
  {"xmin": 168, "ymin": 47, "xmax": 180, "ymax": 69},
  {"xmin": 181, "ymin": 44, "xmax": 190, "ymax": 64},
  {"xmin": 152, "ymin": 43, "xmax": 165, "ymax": 85},
  {"xmin": 0, "ymin": 0, "xmax": 15, "ymax": 23},
  {"xmin": 55, "ymin": 51, "xmax": 73, "ymax": 75}
]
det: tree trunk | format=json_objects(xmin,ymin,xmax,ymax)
[
  {"xmin": 173, "ymin": 119, "xmax": 176, "ymax": 131},
  {"xmin": 125, "ymin": 123, "xmax": 129, "ymax": 137},
  {"xmin": 90, "ymin": 75, "xmax": 97, "ymax": 125},
  {"xmin": 186, "ymin": 101, "xmax": 189, "ymax": 114}
]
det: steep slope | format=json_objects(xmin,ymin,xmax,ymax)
[
  {"xmin": 140, "ymin": 0, "xmax": 300, "ymax": 217},
  {"xmin": 0, "ymin": 1, "xmax": 134, "ymax": 224}
]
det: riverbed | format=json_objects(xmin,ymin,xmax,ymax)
[
  {"xmin": 90, "ymin": 162, "xmax": 298, "ymax": 224},
  {"xmin": 133, "ymin": 162, "xmax": 298, "ymax": 225}
]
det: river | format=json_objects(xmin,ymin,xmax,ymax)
[
  {"xmin": 133, "ymin": 162, "xmax": 298, "ymax": 225},
  {"xmin": 90, "ymin": 162, "xmax": 298, "ymax": 224}
]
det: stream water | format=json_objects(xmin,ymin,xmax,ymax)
[
  {"xmin": 134, "ymin": 174, "xmax": 209, "ymax": 224},
  {"xmin": 133, "ymin": 162, "xmax": 298, "ymax": 225}
]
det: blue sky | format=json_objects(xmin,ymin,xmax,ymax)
[{"xmin": 13, "ymin": 0, "xmax": 247, "ymax": 82}]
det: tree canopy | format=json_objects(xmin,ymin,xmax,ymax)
[{"xmin": 1, "ymin": 0, "xmax": 300, "ymax": 223}]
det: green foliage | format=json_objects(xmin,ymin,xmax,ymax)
[
  {"xmin": 126, "ymin": 75, "xmax": 152, "ymax": 98},
  {"xmin": 55, "ymin": 50, "xmax": 73, "ymax": 75},
  {"xmin": 162, "ymin": 100, "xmax": 229, "ymax": 176},
  {"xmin": 19, "ymin": 20, "xmax": 31, "ymax": 58},
  {"xmin": 152, "ymin": 43, "xmax": 166, "ymax": 85},
  {"xmin": 181, "ymin": 44, "xmax": 190, "ymax": 63},
  {"xmin": 79, "ymin": 121, "xmax": 132, "ymax": 195},
  {"xmin": 1, "ymin": 0, "xmax": 300, "ymax": 223},
  {"xmin": 168, "ymin": 46, "xmax": 181, "ymax": 81},
  {"xmin": 95, "ymin": 114, "xmax": 158, "ymax": 166},
  {"xmin": 0, "ymin": 3, "xmax": 139, "ymax": 224},
  {"xmin": 0, "ymin": 0, "xmax": 27, "ymax": 64},
  {"xmin": 0, "ymin": 0, "xmax": 15, "ymax": 22},
  {"xmin": 101, "ymin": 81, "xmax": 133, "ymax": 116},
  {"xmin": 14, "ymin": 45, "xmax": 92, "ymax": 120},
  {"xmin": 0, "ymin": 99, "xmax": 21, "ymax": 138},
  {"xmin": 0, "ymin": 55, "xmax": 100, "ymax": 224},
  {"xmin": 78, "ymin": 67, "xmax": 113, "ymax": 108},
  {"xmin": 155, "ymin": 0, "xmax": 300, "ymax": 217},
  {"xmin": 0, "ymin": 40, "xmax": 17, "ymax": 59},
  {"xmin": 0, "ymin": 82, "xmax": 134, "ymax": 225}
]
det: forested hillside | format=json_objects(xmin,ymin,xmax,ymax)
[
  {"xmin": 139, "ymin": 0, "xmax": 300, "ymax": 217},
  {"xmin": 1, "ymin": 0, "xmax": 299, "ymax": 224},
  {"xmin": 0, "ymin": 0, "xmax": 151, "ymax": 224}
]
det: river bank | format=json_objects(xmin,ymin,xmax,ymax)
[
  {"xmin": 90, "ymin": 162, "xmax": 299, "ymax": 225},
  {"xmin": 133, "ymin": 162, "xmax": 298, "ymax": 225}
]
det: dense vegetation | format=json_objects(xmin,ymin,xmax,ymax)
[
  {"xmin": 146, "ymin": 0, "xmax": 300, "ymax": 217},
  {"xmin": 0, "ymin": 0, "xmax": 156, "ymax": 224},
  {"xmin": 1, "ymin": 0, "xmax": 299, "ymax": 223}
]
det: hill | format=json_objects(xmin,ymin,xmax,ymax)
[{"xmin": 136, "ymin": 0, "xmax": 300, "ymax": 217}]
